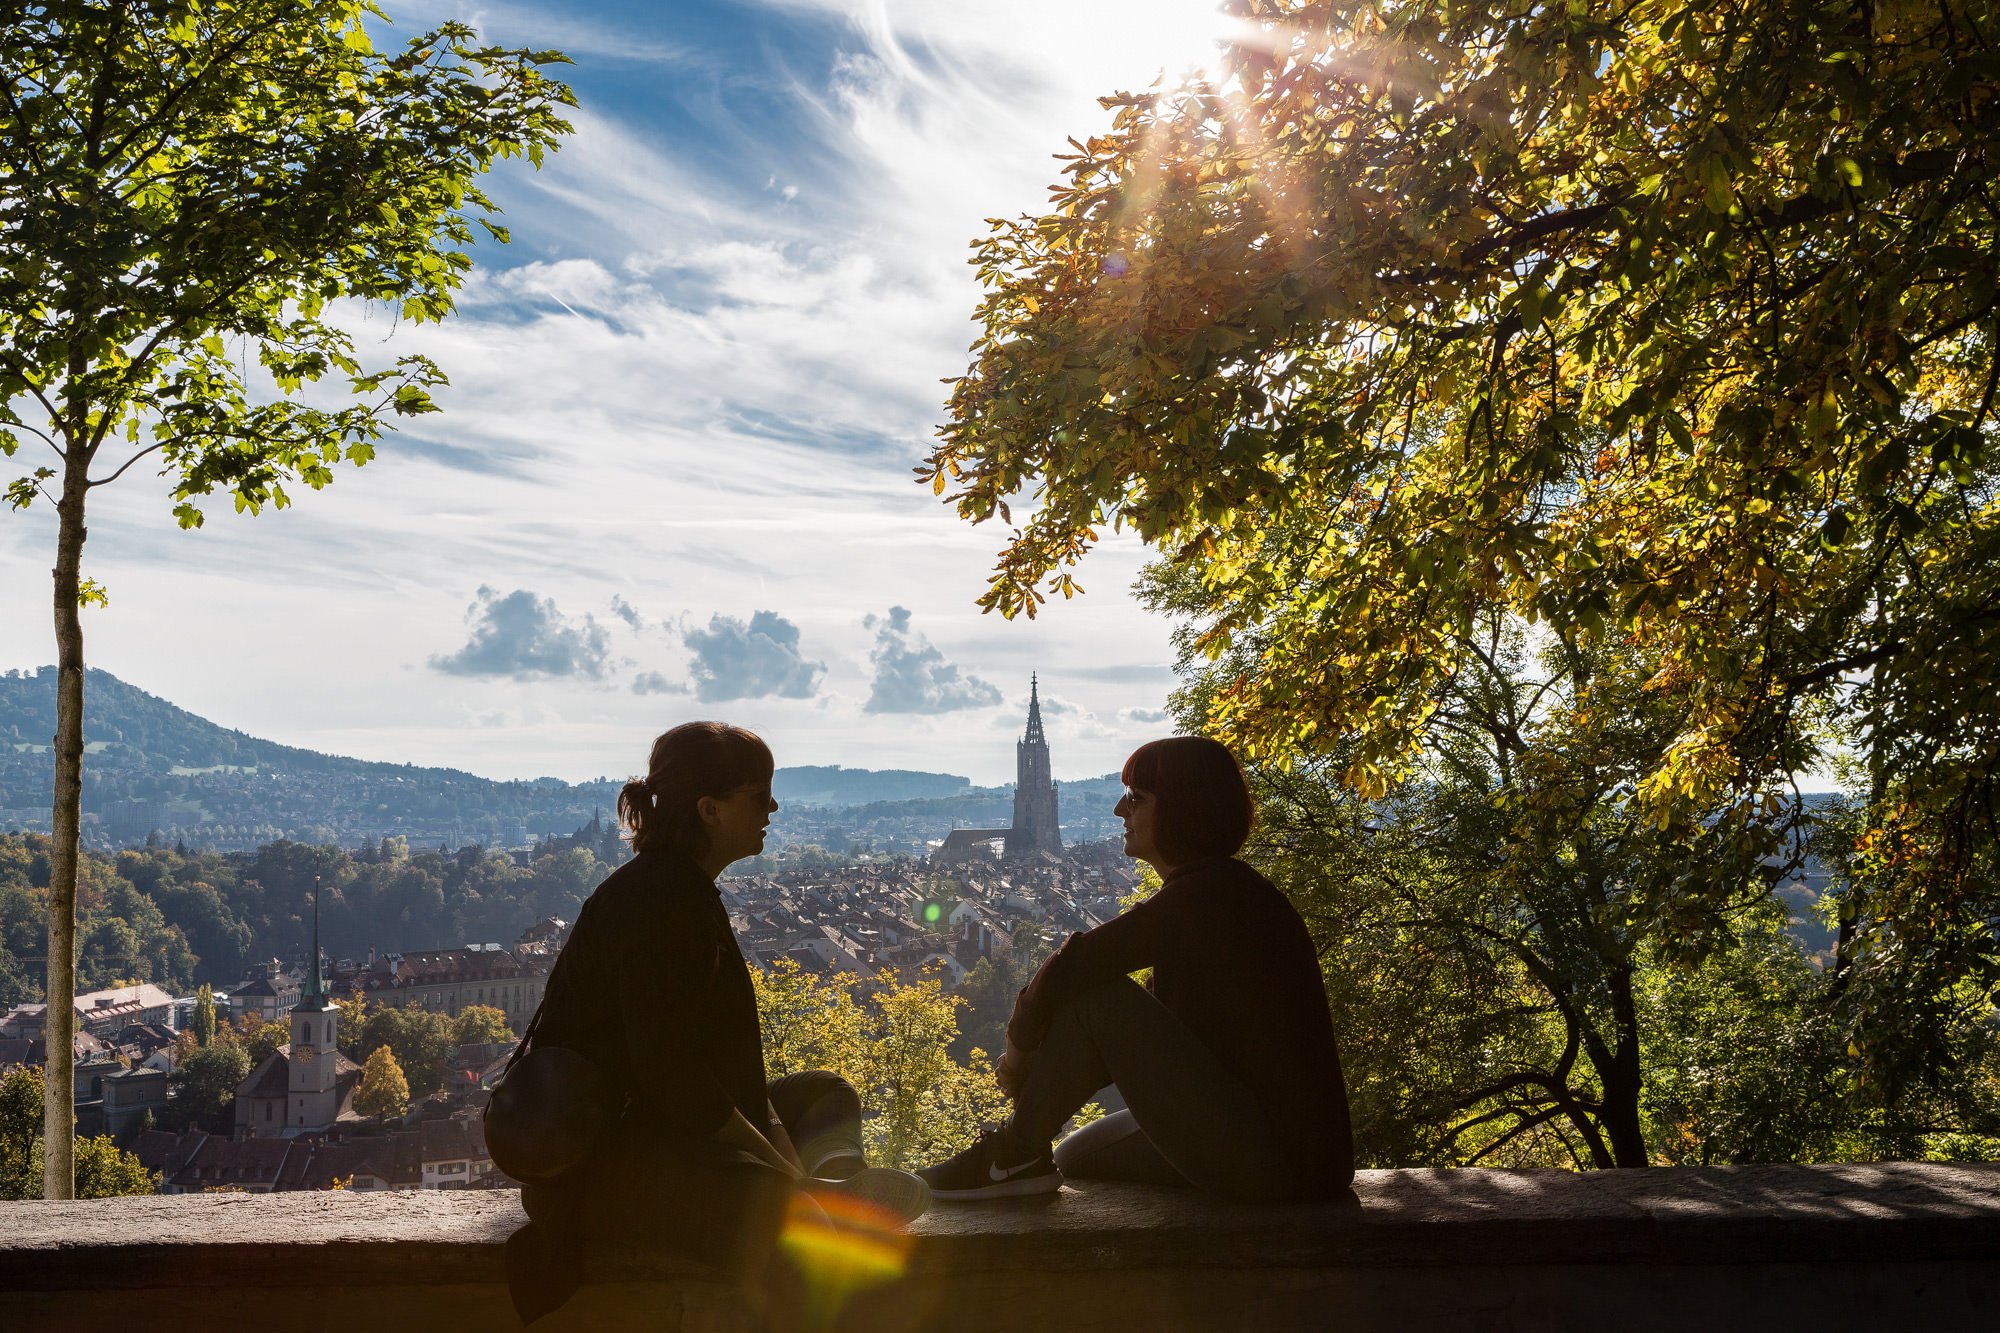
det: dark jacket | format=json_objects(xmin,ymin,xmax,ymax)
[
  {"xmin": 531, "ymin": 844, "xmax": 766, "ymax": 1141},
  {"xmin": 506, "ymin": 844, "xmax": 769, "ymax": 1323},
  {"xmin": 1009, "ymin": 854, "xmax": 1353, "ymax": 1191}
]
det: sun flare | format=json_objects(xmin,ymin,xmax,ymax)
[{"xmin": 1123, "ymin": 0, "xmax": 1248, "ymax": 87}]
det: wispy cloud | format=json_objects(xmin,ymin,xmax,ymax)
[{"xmin": 380, "ymin": 0, "xmax": 712, "ymax": 70}]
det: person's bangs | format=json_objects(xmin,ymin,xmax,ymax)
[
  {"xmin": 1120, "ymin": 741, "xmax": 1168, "ymax": 794},
  {"xmin": 1120, "ymin": 735, "xmax": 1252, "ymax": 861}
]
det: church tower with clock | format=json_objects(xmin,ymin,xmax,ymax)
[{"xmin": 288, "ymin": 878, "xmax": 340, "ymax": 1130}]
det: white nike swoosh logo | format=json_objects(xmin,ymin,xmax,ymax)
[{"xmin": 988, "ymin": 1160, "xmax": 1031, "ymax": 1182}]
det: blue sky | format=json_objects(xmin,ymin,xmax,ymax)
[{"xmin": 0, "ymin": 0, "xmax": 1246, "ymax": 786}]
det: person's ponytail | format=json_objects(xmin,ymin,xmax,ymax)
[
  {"xmin": 617, "ymin": 778, "xmax": 655, "ymax": 853},
  {"xmin": 620, "ymin": 722, "xmax": 774, "ymax": 858}
]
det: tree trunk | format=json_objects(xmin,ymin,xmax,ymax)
[
  {"xmin": 1598, "ymin": 966, "xmax": 1650, "ymax": 1168},
  {"xmin": 42, "ymin": 455, "xmax": 88, "ymax": 1200},
  {"xmin": 1829, "ymin": 898, "xmax": 1859, "ymax": 999},
  {"xmin": 1830, "ymin": 753, "xmax": 1888, "ymax": 1001}
]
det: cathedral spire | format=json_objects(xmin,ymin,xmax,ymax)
[{"xmin": 1009, "ymin": 673, "xmax": 1062, "ymax": 856}]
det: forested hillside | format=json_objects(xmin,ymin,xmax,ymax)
[
  {"xmin": 0, "ymin": 831, "xmax": 614, "ymax": 1008},
  {"xmin": 1, "ymin": 667, "xmax": 423, "ymax": 774},
  {"xmin": 0, "ymin": 667, "xmax": 626, "ymax": 850}
]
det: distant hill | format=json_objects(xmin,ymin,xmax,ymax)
[
  {"xmin": 0, "ymin": 667, "xmax": 1010, "ymax": 851},
  {"xmin": 774, "ymin": 765, "xmax": 970, "ymax": 806},
  {"xmin": 1, "ymin": 666, "xmax": 503, "ymax": 779}
]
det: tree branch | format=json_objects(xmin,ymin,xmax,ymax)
[{"xmin": 86, "ymin": 440, "xmax": 169, "ymax": 488}]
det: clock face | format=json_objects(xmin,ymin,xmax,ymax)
[{"xmin": 295, "ymin": 1043, "xmax": 318, "ymax": 1065}]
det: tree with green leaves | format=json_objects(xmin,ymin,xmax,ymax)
[
  {"xmin": 353, "ymin": 1044, "xmax": 409, "ymax": 1121},
  {"xmin": 74, "ymin": 1132, "xmax": 157, "ymax": 1197},
  {"xmin": 332, "ymin": 990, "xmax": 371, "ymax": 1059},
  {"xmin": 451, "ymin": 1003, "xmax": 514, "ymax": 1048},
  {"xmin": 0, "ymin": 1063, "xmax": 41, "ymax": 1199},
  {"xmin": 954, "ymin": 923, "xmax": 1052, "ymax": 1061},
  {"xmin": 237, "ymin": 1016, "xmax": 288, "ymax": 1066},
  {"xmin": 1, "ymin": 1065, "xmax": 156, "ymax": 1198},
  {"xmin": 165, "ymin": 1034, "xmax": 250, "ymax": 1134},
  {"xmin": 0, "ymin": 0, "xmax": 572, "ymax": 1195},
  {"xmin": 357, "ymin": 1002, "xmax": 454, "ymax": 1095},
  {"xmin": 189, "ymin": 982, "xmax": 216, "ymax": 1048},
  {"xmin": 1215, "ymin": 608, "xmax": 1806, "ymax": 1167},
  {"xmin": 1154, "ymin": 576, "xmax": 1998, "ymax": 1167},
  {"xmin": 927, "ymin": 0, "xmax": 2000, "ymax": 1093},
  {"xmin": 863, "ymin": 972, "xmax": 990, "ymax": 1169}
]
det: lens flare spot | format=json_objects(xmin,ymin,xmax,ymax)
[{"xmin": 780, "ymin": 1190, "xmax": 914, "ymax": 1292}]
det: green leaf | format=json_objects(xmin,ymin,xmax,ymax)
[{"xmin": 1660, "ymin": 411, "xmax": 1696, "ymax": 453}]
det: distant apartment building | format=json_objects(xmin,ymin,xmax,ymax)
[
  {"xmin": 331, "ymin": 924, "xmax": 559, "ymax": 1031},
  {"xmin": 1, "ymin": 982, "xmax": 178, "ymax": 1042},
  {"xmin": 89, "ymin": 1065, "xmax": 169, "ymax": 1144},
  {"xmin": 226, "ymin": 959, "xmax": 302, "ymax": 1023}
]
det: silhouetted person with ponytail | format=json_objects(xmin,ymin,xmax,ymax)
[{"xmin": 503, "ymin": 721, "xmax": 926, "ymax": 1326}]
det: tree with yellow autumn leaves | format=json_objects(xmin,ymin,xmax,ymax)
[{"xmin": 751, "ymin": 959, "xmax": 1010, "ymax": 1170}]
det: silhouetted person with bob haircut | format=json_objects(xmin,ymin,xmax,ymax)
[
  {"xmin": 505, "ymin": 721, "xmax": 925, "ymax": 1325},
  {"xmin": 917, "ymin": 735, "xmax": 1353, "ymax": 1202}
]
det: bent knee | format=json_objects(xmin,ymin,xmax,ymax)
[
  {"xmin": 1059, "ymin": 974, "xmax": 1153, "ymax": 1024},
  {"xmin": 770, "ymin": 1068, "xmax": 860, "ymax": 1109}
]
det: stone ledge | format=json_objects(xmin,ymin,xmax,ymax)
[{"xmin": 5, "ymin": 1164, "xmax": 2000, "ymax": 1331}]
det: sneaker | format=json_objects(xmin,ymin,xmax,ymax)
[
  {"xmin": 804, "ymin": 1166, "xmax": 932, "ymax": 1224},
  {"xmin": 917, "ymin": 1126, "xmax": 1062, "ymax": 1201}
]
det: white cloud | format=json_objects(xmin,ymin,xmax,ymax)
[
  {"xmin": 684, "ymin": 610, "xmax": 826, "ymax": 702},
  {"xmin": 631, "ymin": 670, "xmax": 688, "ymax": 695},
  {"xmin": 430, "ymin": 587, "xmax": 613, "ymax": 680},
  {"xmin": 864, "ymin": 606, "xmax": 1002, "ymax": 714}
]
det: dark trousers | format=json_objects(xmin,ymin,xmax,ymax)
[
  {"xmin": 511, "ymin": 1069, "xmax": 864, "ymax": 1325},
  {"xmin": 768, "ymin": 1068, "xmax": 865, "ymax": 1176},
  {"xmin": 1008, "ymin": 976, "xmax": 1300, "ymax": 1203}
]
